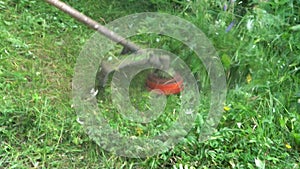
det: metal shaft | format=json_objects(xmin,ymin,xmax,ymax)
[{"xmin": 45, "ymin": 0, "xmax": 140, "ymax": 52}]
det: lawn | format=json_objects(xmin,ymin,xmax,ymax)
[{"xmin": 0, "ymin": 0, "xmax": 299, "ymax": 168}]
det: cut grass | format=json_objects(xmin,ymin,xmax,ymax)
[{"xmin": 0, "ymin": 0, "xmax": 299, "ymax": 168}]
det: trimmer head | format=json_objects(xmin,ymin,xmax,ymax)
[
  {"xmin": 146, "ymin": 72, "xmax": 183, "ymax": 95},
  {"xmin": 96, "ymin": 53, "xmax": 184, "ymax": 96}
]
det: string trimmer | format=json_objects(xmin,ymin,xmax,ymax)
[{"xmin": 45, "ymin": 0, "xmax": 183, "ymax": 95}]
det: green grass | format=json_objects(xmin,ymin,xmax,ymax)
[{"xmin": 1, "ymin": 0, "xmax": 300, "ymax": 168}]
